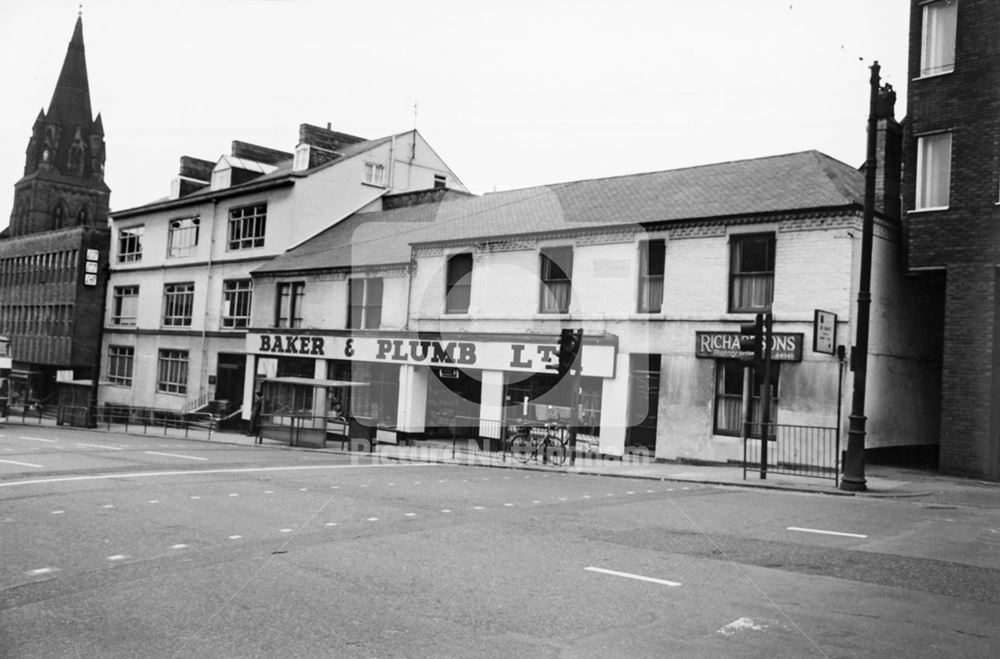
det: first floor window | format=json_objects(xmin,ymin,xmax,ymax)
[
  {"xmin": 539, "ymin": 246, "xmax": 573, "ymax": 313},
  {"xmin": 713, "ymin": 359, "xmax": 780, "ymax": 437},
  {"xmin": 729, "ymin": 233, "xmax": 774, "ymax": 312},
  {"xmin": 157, "ymin": 349, "xmax": 189, "ymax": 394},
  {"xmin": 107, "ymin": 345, "xmax": 135, "ymax": 386},
  {"xmin": 348, "ymin": 278, "xmax": 384, "ymax": 329},
  {"xmin": 445, "ymin": 253, "xmax": 473, "ymax": 314},
  {"xmin": 222, "ymin": 279, "xmax": 253, "ymax": 329},
  {"xmin": 916, "ymin": 132, "xmax": 952, "ymax": 210},
  {"xmin": 921, "ymin": 0, "xmax": 958, "ymax": 77},
  {"xmin": 638, "ymin": 239, "xmax": 665, "ymax": 313},
  {"xmin": 163, "ymin": 282, "xmax": 195, "ymax": 327},
  {"xmin": 228, "ymin": 203, "xmax": 267, "ymax": 250},
  {"xmin": 112, "ymin": 285, "xmax": 139, "ymax": 326},
  {"xmin": 276, "ymin": 281, "xmax": 305, "ymax": 328}
]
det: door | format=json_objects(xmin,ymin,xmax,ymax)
[
  {"xmin": 626, "ymin": 354, "xmax": 660, "ymax": 452},
  {"xmin": 215, "ymin": 353, "xmax": 246, "ymax": 415}
]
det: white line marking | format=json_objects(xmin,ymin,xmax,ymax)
[
  {"xmin": 0, "ymin": 458, "xmax": 43, "ymax": 468},
  {"xmin": 107, "ymin": 555, "xmax": 129, "ymax": 562},
  {"xmin": 366, "ymin": 518, "xmax": 378, "ymax": 522},
  {"xmin": 102, "ymin": 504, "xmax": 114, "ymax": 509},
  {"xmin": 19, "ymin": 436, "xmax": 56, "ymax": 443},
  {"xmin": 441, "ymin": 509, "xmax": 451, "ymax": 513},
  {"xmin": 404, "ymin": 512, "xmax": 417, "ymax": 517},
  {"xmin": 27, "ymin": 567, "xmax": 57, "ymax": 576},
  {"xmin": 280, "ymin": 528, "xmax": 293, "ymax": 533},
  {"xmin": 171, "ymin": 544, "xmax": 188, "ymax": 550},
  {"xmin": 324, "ymin": 523, "xmax": 337, "ymax": 527},
  {"xmin": 145, "ymin": 451, "xmax": 208, "ymax": 461},
  {"xmin": 51, "ymin": 510, "xmax": 65, "ymax": 515},
  {"xmin": 0, "ymin": 463, "xmax": 435, "ymax": 489},
  {"xmin": 787, "ymin": 526, "xmax": 868, "ymax": 539},
  {"xmin": 229, "ymin": 535, "xmax": 243, "ymax": 539},
  {"xmin": 585, "ymin": 567, "xmax": 681, "ymax": 587},
  {"xmin": 75, "ymin": 442, "xmax": 124, "ymax": 451}
]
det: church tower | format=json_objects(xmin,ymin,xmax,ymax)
[{"xmin": 7, "ymin": 15, "xmax": 110, "ymax": 237}]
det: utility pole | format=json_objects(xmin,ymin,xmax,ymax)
[
  {"xmin": 841, "ymin": 61, "xmax": 883, "ymax": 492},
  {"xmin": 759, "ymin": 312, "xmax": 774, "ymax": 479}
]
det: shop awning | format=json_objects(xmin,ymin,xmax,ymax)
[{"xmin": 261, "ymin": 377, "xmax": 369, "ymax": 388}]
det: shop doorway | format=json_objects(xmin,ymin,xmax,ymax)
[
  {"xmin": 425, "ymin": 367, "xmax": 482, "ymax": 438},
  {"xmin": 626, "ymin": 354, "xmax": 660, "ymax": 453},
  {"xmin": 215, "ymin": 353, "xmax": 246, "ymax": 428}
]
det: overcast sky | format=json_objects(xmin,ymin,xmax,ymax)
[{"xmin": 1, "ymin": 0, "xmax": 910, "ymax": 227}]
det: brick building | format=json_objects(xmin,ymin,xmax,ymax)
[
  {"xmin": 243, "ymin": 149, "xmax": 939, "ymax": 463},
  {"xmin": 902, "ymin": 0, "xmax": 1000, "ymax": 480},
  {"xmin": 0, "ymin": 16, "xmax": 110, "ymax": 408}
]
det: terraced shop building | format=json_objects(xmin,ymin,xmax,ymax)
[{"xmin": 244, "ymin": 150, "xmax": 939, "ymax": 463}]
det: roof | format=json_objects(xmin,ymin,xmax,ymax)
[{"xmin": 254, "ymin": 150, "xmax": 865, "ymax": 275}]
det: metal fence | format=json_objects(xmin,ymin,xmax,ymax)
[
  {"xmin": 97, "ymin": 404, "xmax": 216, "ymax": 439},
  {"xmin": 743, "ymin": 422, "xmax": 840, "ymax": 485}
]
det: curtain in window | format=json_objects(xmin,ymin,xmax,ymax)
[
  {"xmin": 540, "ymin": 248, "xmax": 573, "ymax": 313},
  {"xmin": 921, "ymin": 0, "xmax": 958, "ymax": 76},
  {"xmin": 639, "ymin": 239, "xmax": 665, "ymax": 313},
  {"xmin": 917, "ymin": 133, "xmax": 952, "ymax": 209}
]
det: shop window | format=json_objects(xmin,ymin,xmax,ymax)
[
  {"xmin": 107, "ymin": 345, "xmax": 134, "ymax": 386},
  {"xmin": 504, "ymin": 372, "xmax": 602, "ymax": 437},
  {"xmin": 228, "ymin": 203, "xmax": 266, "ymax": 250},
  {"xmin": 729, "ymin": 233, "xmax": 774, "ymax": 312},
  {"xmin": 167, "ymin": 217, "xmax": 200, "ymax": 258},
  {"xmin": 348, "ymin": 278, "xmax": 383, "ymax": 329},
  {"xmin": 713, "ymin": 359, "xmax": 779, "ymax": 437},
  {"xmin": 222, "ymin": 278, "xmax": 253, "ymax": 329},
  {"xmin": 111, "ymin": 285, "xmax": 139, "ymax": 326},
  {"xmin": 117, "ymin": 225, "xmax": 144, "ymax": 263},
  {"xmin": 539, "ymin": 246, "xmax": 573, "ymax": 313},
  {"xmin": 328, "ymin": 360, "xmax": 399, "ymax": 427},
  {"xmin": 157, "ymin": 349, "xmax": 188, "ymax": 394},
  {"xmin": 920, "ymin": 0, "xmax": 958, "ymax": 77},
  {"xmin": 916, "ymin": 133, "xmax": 952, "ymax": 210},
  {"xmin": 638, "ymin": 239, "xmax": 665, "ymax": 313},
  {"xmin": 445, "ymin": 253, "xmax": 473, "ymax": 314},
  {"xmin": 276, "ymin": 281, "xmax": 305, "ymax": 328},
  {"xmin": 162, "ymin": 282, "xmax": 195, "ymax": 327}
]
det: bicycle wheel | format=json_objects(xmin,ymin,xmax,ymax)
[
  {"xmin": 546, "ymin": 439, "xmax": 567, "ymax": 465},
  {"xmin": 510, "ymin": 435, "xmax": 533, "ymax": 463}
]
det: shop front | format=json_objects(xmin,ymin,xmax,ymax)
[{"xmin": 244, "ymin": 330, "xmax": 619, "ymax": 449}]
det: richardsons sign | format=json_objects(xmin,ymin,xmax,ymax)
[
  {"xmin": 695, "ymin": 331, "xmax": 804, "ymax": 362},
  {"xmin": 247, "ymin": 333, "xmax": 617, "ymax": 378}
]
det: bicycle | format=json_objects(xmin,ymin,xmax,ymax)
[{"xmin": 508, "ymin": 422, "xmax": 567, "ymax": 465}]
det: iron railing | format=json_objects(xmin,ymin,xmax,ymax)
[{"xmin": 743, "ymin": 422, "xmax": 840, "ymax": 485}]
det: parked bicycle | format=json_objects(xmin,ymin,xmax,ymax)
[{"xmin": 508, "ymin": 422, "xmax": 567, "ymax": 465}]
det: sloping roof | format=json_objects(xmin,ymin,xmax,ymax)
[{"xmin": 254, "ymin": 150, "xmax": 865, "ymax": 275}]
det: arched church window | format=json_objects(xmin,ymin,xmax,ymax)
[
  {"xmin": 77, "ymin": 206, "xmax": 91, "ymax": 225},
  {"xmin": 53, "ymin": 202, "xmax": 68, "ymax": 228}
]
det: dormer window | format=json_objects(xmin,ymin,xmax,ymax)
[{"xmin": 364, "ymin": 162, "xmax": 385, "ymax": 186}]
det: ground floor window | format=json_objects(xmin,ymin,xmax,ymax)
[
  {"xmin": 328, "ymin": 360, "xmax": 399, "ymax": 427},
  {"xmin": 713, "ymin": 359, "xmax": 779, "ymax": 436},
  {"xmin": 107, "ymin": 345, "xmax": 135, "ymax": 386},
  {"xmin": 157, "ymin": 350, "xmax": 189, "ymax": 395},
  {"xmin": 504, "ymin": 371, "xmax": 602, "ymax": 436}
]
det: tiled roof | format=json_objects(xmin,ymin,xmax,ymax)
[{"xmin": 254, "ymin": 150, "xmax": 865, "ymax": 275}]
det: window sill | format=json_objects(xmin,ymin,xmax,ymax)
[
  {"xmin": 361, "ymin": 181, "xmax": 388, "ymax": 189},
  {"xmin": 911, "ymin": 70, "xmax": 954, "ymax": 82},
  {"xmin": 907, "ymin": 206, "xmax": 950, "ymax": 214}
]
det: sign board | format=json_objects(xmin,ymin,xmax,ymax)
[
  {"xmin": 246, "ymin": 332, "xmax": 617, "ymax": 378},
  {"xmin": 84, "ymin": 273, "xmax": 97, "ymax": 286},
  {"xmin": 813, "ymin": 309, "xmax": 837, "ymax": 354},
  {"xmin": 85, "ymin": 261, "xmax": 99, "ymax": 274},
  {"xmin": 86, "ymin": 249, "xmax": 99, "ymax": 261},
  {"xmin": 695, "ymin": 331, "xmax": 804, "ymax": 362}
]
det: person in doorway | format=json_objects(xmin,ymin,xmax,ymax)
[{"xmin": 250, "ymin": 390, "xmax": 263, "ymax": 443}]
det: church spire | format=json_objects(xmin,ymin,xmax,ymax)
[{"xmin": 47, "ymin": 16, "xmax": 93, "ymax": 125}]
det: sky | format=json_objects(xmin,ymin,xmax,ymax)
[{"xmin": 0, "ymin": 0, "xmax": 911, "ymax": 227}]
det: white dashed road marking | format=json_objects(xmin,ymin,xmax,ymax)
[
  {"xmin": 75, "ymin": 443, "xmax": 123, "ymax": 451},
  {"xmin": 0, "ymin": 458, "xmax": 43, "ymax": 468},
  {"xmin": 107, "ymin": 555, "xmax": 129, "ymax": 562},
  {"xmin": 26, "ymin": 567, "xmax": 58, "ymax": 576},
  {"xmin": 787, "ymin": 526, "xmax": 868, "ymax": 539},
  {"xmin": 144, "ymin": 451, "xmax": 208, "ymax": 461},
  {"xmin": 19, "ymin": 436, "xmax": 56, "ymax": 443},
  {"xmin": 585, "ymin": 567, "xmax": 681, "ymax": 588}
]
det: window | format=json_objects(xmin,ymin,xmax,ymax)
[
  {"xmin": 228, "ymin": 203, "xmax": 266, "ymax": 250},
  {"xmin": 434, "ymin": 174, "xmax": 447, "ymax": 189},
  {"xmin": 162, "ymin": 282, "xmax": 195, "ymax": 327},
  {"xmin": 638, "ymin": 239, "xmax": 665, "ymax": 313},
  {"xmin": 921, "ymin": 0, "xmax": 958, "ymax": 77},
  {"xmin": 167, "ymin": 217, "xmax": 200, "ymax": 257},
  {"xmin": 111, "ymin": 285, "xmax": 139, "ymax": 326},
  {"xmin": 729, "ymin": 234, "xmax": 774, "ymax": 312},
  {"xmin": 222, "ymin": 279, "xmax": 253, "ymax": 329},
  {"xmin": 539, "ymin": 247, "xmax": 573, "ymax": 313},
  {"xmin": 445, "ymin": 253, "xmax": 473, "ymax": 314},
  {"xmin": 329, "ymin": 361, "xmax": 400, "ymax": 426},
  {"xmin": 348, "ymin": 278, "xmax": 384, "ymax": 329},
  {"xmin": 107, "ymin": 345, "xmax": 135, "ymax": 386},
  {"xmin": 916, "ymin": 133, "xmax": 952, "ymax": 210},
  {"xmin": 117, "ymin": 226, "xmax": 144, "ymax": 263},
  {"xmin": 713, "ymin": 359, "xmax": 779, "ymax": 436},
  {"xmin": 276, "ymin": 281, "xmax": 305, "ymax": 328},
  {"xmin": 363, "ymin": 162, "xmax": 385, "ymax": 186},
  {"xmin": 157, "ymin": 349, "xmax": 188, "ymax": 394}
]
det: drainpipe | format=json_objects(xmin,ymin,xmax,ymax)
[{"xmin": 199, "ymin": 199, "xmax": 218, "ymax": 412}]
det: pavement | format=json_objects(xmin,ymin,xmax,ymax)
[{"xmin": 5, "ymin": 414, "xmax": 1000, "ymax": 508}]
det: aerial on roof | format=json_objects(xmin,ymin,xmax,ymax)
[{"xmin": 255, "ymin": 150, "xmax": 867, "ymax": 276}]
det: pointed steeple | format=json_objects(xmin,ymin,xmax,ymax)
[{"xmin": 47, "ymin": 16, "xmax": 92, "ymax": 126}]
